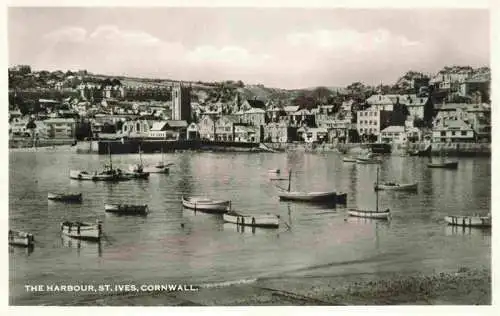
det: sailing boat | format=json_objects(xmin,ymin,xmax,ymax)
[
  {"xmin": 70, "ymin": 143, "xmax": 127, "ymax": 181},
  {"xmin": 127, "ymin": 144, "xmax": 150, "ymax": 179},
  {"xmin": 277, "ymin": 169, "xmax": 337, "ymax": 203},
  {"xmin": 427, "ymin": 146, "xmax": 458, "ymax": 169},
  {"xmin": 142, "ymin": 144, "xmax": 171, "ymax": 174},
  {"xmin": 348, "ymin": 167, "xmax": 391, "ymax": 219}
]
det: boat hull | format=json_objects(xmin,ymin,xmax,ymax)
[
  {"xmin": 60, "ymin": 222, "xmax": 102, "ymax": 241},
  {"xmin": 428, "ymin": 162, "xmax": 458, "ymax": 169},
  {"xmin": 336, "ymin": 192, "xmax": 347, "ymax": 204},
  {"xmin": 124, "ymin": 172, "xmax": 150, "ymax": 179},
  {"xmin": 9, "ymin": 230, "xmax": 35, "ymax": 247},
  {"xmin": 69, "ymin": 170, "xmax": 127, "ymax": 181},
  {"xmin": 374, "ymin": 183, "xmax": 418, "ymax": 191},
  {"xmin": 143, "ymin": 166, "xmax": 170, "ymax": 174},
  {"xmin": 223, "ymin": 212, "xmax": 279, "ymax": 228},
  {"xmin": 182, "ymin": 197, "xmax": 231, "ymax": 213},
  {"xmin": 348, "ymin": 209, "xmax": 390, "ymax": 219},
  {"xmin": 267, "ymin": 169, "xmax": 281, "ymax": 174},
  {"xmin": 444, "ymin": 215, "xmax": 491, "ymax": 227},
  {"xmin": 105, "ymin": 203, "xmax": 148, "ymax": 215},
  {"xmin": 342, "ymin": 157, "xmax": 357, "ymax": 162},
  {"xmin": 356, "ymin": 159, "xmax": 381, "ymax": 164},
  {"xmin": 48, "ymin": 192, "xmax": 82, "ymax": 202},
  {"xmin": 278, "ymin": 191, "xmax": 337, "ymax": 202}
]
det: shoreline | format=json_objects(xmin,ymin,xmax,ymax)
[{"xmin": 14, "ymin": 267, "xmax": 489, "ymax": 306}]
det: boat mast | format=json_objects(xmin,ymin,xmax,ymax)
[
  {"xmin": 376, "ymin": 167, "xmax": 379, "ymax": 212},
  {"xmin": 139, "ymin": 143, "xmax": 143, "ymax": 166},
  {"xmin": 108, "ymin": 142, "xmax": 112, "ymax": 170},
  {"xmin": 287, "ymin": 169, "xmax": 292, "ymax": 192}
]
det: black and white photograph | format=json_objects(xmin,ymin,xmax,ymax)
[{"xmin": 5, "ymin": 0, "xmax": 495, "ymax": 310}]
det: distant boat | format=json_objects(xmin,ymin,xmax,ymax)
[
  {"xmin": 356, "ymin": 153, "xmax": 382, "ymax": 164},
  {"xmin": 348, "ymin": 167, "xmax": 391, "ymax": 220},
  {"xmin": 267, "ymin": 169, "xmax": 281, "ymax": 174},
  {"xmin": 70, "ymin": 144, "xmax": 129, "ymax": 181},
  {"xmin": 9, "ymin": 230, "xmax": 35, "ymax": 247},
  {"xmin": 444, "ymin": 214, "xmax": 491, "ymax": 228},
  {"xmin": 127, "ymin": 145, "xmax": 150, "ymax": 179},
  {"xmin": 409, "ymin": 144, "xmax": 432, "ymax": 156},
  {"xmin": 427, "ymin": 161, "xmax": 458, "ymax": 169},
  {"xmin": 181, "ymin": 196, "xmax": 231, "ymax": 213},
  {"xmin": 277, "ymin": 169, "xmax": 337, "ymax": 203},
  {"xmin": 104, "ymin": 203, "xmax": 149, "ymax": 216},
  {"xmin": 47, "ymin": 192, "xmax": 82, "ymax": 202},
  {"xmin": 223, "ymin": 211, "xmax": 279, "ymax": 228},
  {"xmin": 60, "ymin": 220, "xmax": 102, "ymax": 241},
  {"xmin": 374, "ymin": 182, "xmax": 418, "ymax": 191},
  {"xmin": 342, "ymin": 156, "xmax": 357, "ymax": 163}
]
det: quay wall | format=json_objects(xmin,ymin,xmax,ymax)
[
  {"xmin": 9, "ymin": 138, "xmax": 76, "ymax": 149},
  {"xmin": 75, "ymin": 139, "xmax": 490, "ymax": 157}
]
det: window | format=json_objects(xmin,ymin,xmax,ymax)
[
  {"xmin": 461, "ymin": 131, "xmax": 467, "ymax": 136},
  {"xmin": 440, "ymin": 131, "xmax": 445, "ymax": 136},
  {"xmin": 451, "ymin": 131, "xmax": 456, "ymax": 136}
]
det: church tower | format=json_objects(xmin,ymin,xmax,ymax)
[{"xmin": 171, "ymin": 82, "xmax": 192, "ymax": 122}]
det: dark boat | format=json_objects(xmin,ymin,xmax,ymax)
[
  {"xmin": 427, "ymin": 161, "xmax": 458, "ymax": 169},
  {"xmin": 336, "ymin": 192, "xmax": 347, "ymax": 204}
]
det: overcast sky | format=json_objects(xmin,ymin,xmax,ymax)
[{"xmin": 8, "ymin": 7, "xmax": 490, "ymax": 89}]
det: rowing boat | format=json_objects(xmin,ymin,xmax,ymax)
[{"xmin": 223, "ymin": 211, "xmax": 279, "ymax": 228}]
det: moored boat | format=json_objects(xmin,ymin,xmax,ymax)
[
  {"xmin": 267, "ymin": 169, "xmax": 281, "ymax": 174},
  {"xmin": 444, "ymin": 215, "xmax": 491, "ymax": 227},
  {"xmin": 374, "ymin": 182, "xmax": 418, "ymax": 191},
  {"xmin": 277, "ymin": 169, "xmax": 337, "ymax": 203},
  {"xmin": 347, "ymin": 208, "xmax": 391, "ymax": 219},
  {"xmin": 142, "ymin": 163, "xmax": 170, "ymax": 174},
  {"xmin": 427, "ymin": 161, "xmax": 458, "ymax": 169},
  {"xmin": 104, "ymin": 203, "xmax": 149, "ymax": 215},
  {"xmin": 348, "ymin": 167, "xmax": 391, "ymax": 220},
  {"xmin": 8, "ymin": 230, "xmax": 35, "ymax": 247},
  {"xmin": 336, "ymin": 192, "xmax": 348, "ymax": 204},
  {"xmin": 342, "ymin": 157, "xmax": 357, "ymax": 163},
  {"xmin": 181, "ymin": 196, "xmax": 231, "ymax": 213},
  {"xmin": 223, "ymin": 211, "xmax": 279, "ymax": 228},
  {"xmin": 60, "ymin": 220, "xmax": 102, "ymax": 241},
  {"xmin": 48, "ymin": 192, "xmax": 83, "ymax": 202}
]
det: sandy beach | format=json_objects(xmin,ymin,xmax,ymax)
[{"xmin": 62, "ymin": 267, "xmax": 491, "ymax": 306}]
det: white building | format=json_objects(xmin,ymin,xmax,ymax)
[
  {"xmin": 380, "ymin": 126, "xmax": 421, "ymax": 143},
  {"xmin": 357, "ymin": 110, "xmax": 392, "ymax": 136},
  {"xmin": 432, "ymin": 120, "xmax": 475, "ymax": 143}
]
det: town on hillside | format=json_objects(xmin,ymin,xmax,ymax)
[{"xmin": 8, "ymin": 65, "xmax": 491, "ymax": 150}]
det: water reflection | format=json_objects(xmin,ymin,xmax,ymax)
[
  {"xmin": 444, "ymin": 225, "xmax": 491, "ymax": 237},
  {"xmin": 61, "ymin": 235, "xmax": 103, "ymax": 257},
  {"xmin": 9, "ymin": 245, "xmax": 35, "ymax": 256}
]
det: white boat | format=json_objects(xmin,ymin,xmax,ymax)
[
  {"xmin": 277, "ymin": 170, "xmax": 337, "ymax": 203},
  {"xmin": 267, "ymin": 169, "xmax": 281, "ymax": 174},
  {"xmin": 348, "ymin": 167, "xmax": 391, "ymax": 220},
  {"xmin": 428, "ymin": 161, "xmax": 458, "ymax": 169},
  {"xmin": 105, "ymin": 203, "xmax": 149, "ymax": 215},
  {"xmin": 444, "ymin": 215, "xmax": 491, "ymax": 227},
  {"xmin": 181, "ymin": 196, "xmax": 231, "ymax": 213},
  {"xmin": 223, "ymin": 211, "xmax": 279, "ymax": 228},
  {"xmin": 60, "ymin": 220, "xmax": 102, "ymax": 241},
  {"xmin": 48, "ymin": 192, "xmax": 82, "ymax": 202},
  {"xmin": 142, "ymin": 163, "xmax": 170, "ymax": 174},
  {"xmin": 343, "ymin": 157, "xmax": 357, "ymax": 163},
  {"xmin": 9, "ymin": 230, "xmax": 35, "ymax": 247},
  {"xmin": 374, "ymin": 182, "xmax": 418, "ymax": 191}
]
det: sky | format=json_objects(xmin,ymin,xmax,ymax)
[{"xmin": 8, "ymin": 7, "xmax": 490, "ymax": 89}]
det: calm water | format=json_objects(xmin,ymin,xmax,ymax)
[{"xmin": 9, "ymin": 149, "xmax": 491, "ymax": 305}]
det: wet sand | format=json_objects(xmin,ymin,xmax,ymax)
[{"xmin": 66, "ymin": 267, "xmax": 490, "ymax": 306}]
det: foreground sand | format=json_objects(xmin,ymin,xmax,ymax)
[{"xmin": 69, "ymin": 267, "xmax": 490, "ymax": 306}]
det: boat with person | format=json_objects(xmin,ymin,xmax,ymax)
[
  {"xmin": 277, "ymin": 170, "xmax": 337, "ymax": 203},
  {"xmin": 104, "ymin": 203, "xmax": 149, "ymax": 216},
  {"xmin": 47, "ymin": 192, "xmax": 83, "ymax": 202},
  {"xmin": 444, "ymin": 214, "xmax": 491, "ymax": 228},
  {"xmin": 223, "ymin": 211, "xmax": 280, "ymax": 228},
  {"xmin": 8, "ymin": 230, "xmax": 35, "ymax": 247},
  {"xmin": 348, "ymin": 167, "xmax": 391, "ymax": 220},
  {"xmin": 181, "ymin": 196, "xmax": 231, "ymax": 213},
  {"xmin": 374, "ymin": 182, "xmax": 418, "ymax": 191},
  {"xmin": 60, "ymin": 220, "xmax": 102, "ymax": 241}
]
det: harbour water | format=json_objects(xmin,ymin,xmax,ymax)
[{"xmin": 9, "ymin": 149, "xmax": 491, "ymax": 305}]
